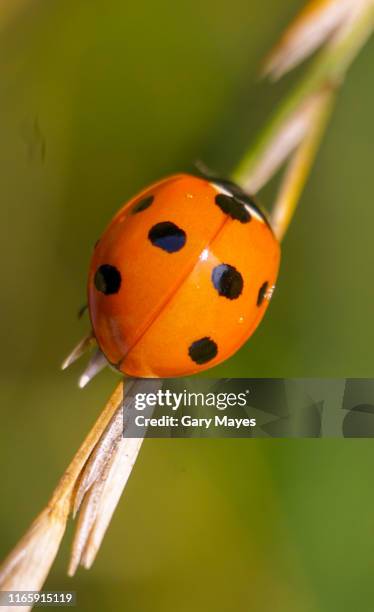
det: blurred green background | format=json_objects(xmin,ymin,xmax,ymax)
[{"xmin": 1, "ymin": 1, "xmax": 374, "ymax": 610}]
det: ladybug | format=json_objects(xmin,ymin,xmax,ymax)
[{"xmin": 81, "ymin": 174, "xmax": 280, "ymax": 379}]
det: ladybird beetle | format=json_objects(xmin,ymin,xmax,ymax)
[{"xmin": 87, "ymin": 174, "xmax": 280, "ymax": 378}]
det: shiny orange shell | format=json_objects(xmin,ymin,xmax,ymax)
[{"xmin": 88, "ymin": 174, "xmax": 280, "ymax": 377}]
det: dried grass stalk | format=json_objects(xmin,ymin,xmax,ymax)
[
  {"xmin": 0, "ymin": 379, "xmax": 163, "ymax": 610},
  {"xmin": 0, "ymin": 382, "xmax": 124, "ymax": 609},
  {"xmin": 263, "ymin": 0, "xmax": 369, "ymax": 79}
]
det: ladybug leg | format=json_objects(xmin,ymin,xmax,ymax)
[{"xmin": 77, "ymin": 303, "xmax": 88, "ymax": 319}]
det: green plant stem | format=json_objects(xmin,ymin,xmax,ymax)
[
  {"xmin": 271, "ymin": 89, "xmax": 335, "ymax": 241},
  {"xmin": 231, "ymin": 3, "xmax": 374, "ymax": 197}
]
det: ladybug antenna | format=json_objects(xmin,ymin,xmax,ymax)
[{"xmin": 193, "ymin": 159, "xmax": 216, "ymax": 178}]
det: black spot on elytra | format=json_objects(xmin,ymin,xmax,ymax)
[
  {"xmin": 188, "ymin": 337, "xmax": 218, "ymax": 365},
  {"xmin": 94, "ymin": 264, "xmax": 122, "ymax": 295},
  {"xmin": 257, "ymin": 281, "xmax": 268, "ymax": 306},
  {"xmin": 212, "ymin": 264, "xmax": 243, "ymax": 300},
  {"xmin": 213, "ymin": 179, "xmax": 271, "ymax": 227},
  {"xmin": 215, "ymin": 193, "xmax": 251, "ymax": 223},
  {"xmin": 148, "ymin": 221, "xmax": 186, "ymax": 253},
  {"xmin": 132, "ymin": 195, "xmax": 154, "ymax": 214}
]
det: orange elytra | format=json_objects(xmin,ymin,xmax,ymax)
[{"xmin": 87, "ymin": 174, "xmax": 280, "ymax": 377}]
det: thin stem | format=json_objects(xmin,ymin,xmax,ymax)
[
  {"xmin": 50, "ymin": 382, "xmax": 123, "ymax": 509},
  {"xmin": 230, "ymin": 2, "xmax": 374, "ymax": 240},
  {"xmin": 271, "ymin": 88, "xmax": 335, "ymax": 241}
]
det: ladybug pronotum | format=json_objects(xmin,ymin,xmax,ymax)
[{"xmin": 85, "ymin": 174, "xmax": 280, "ymax": 378}]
